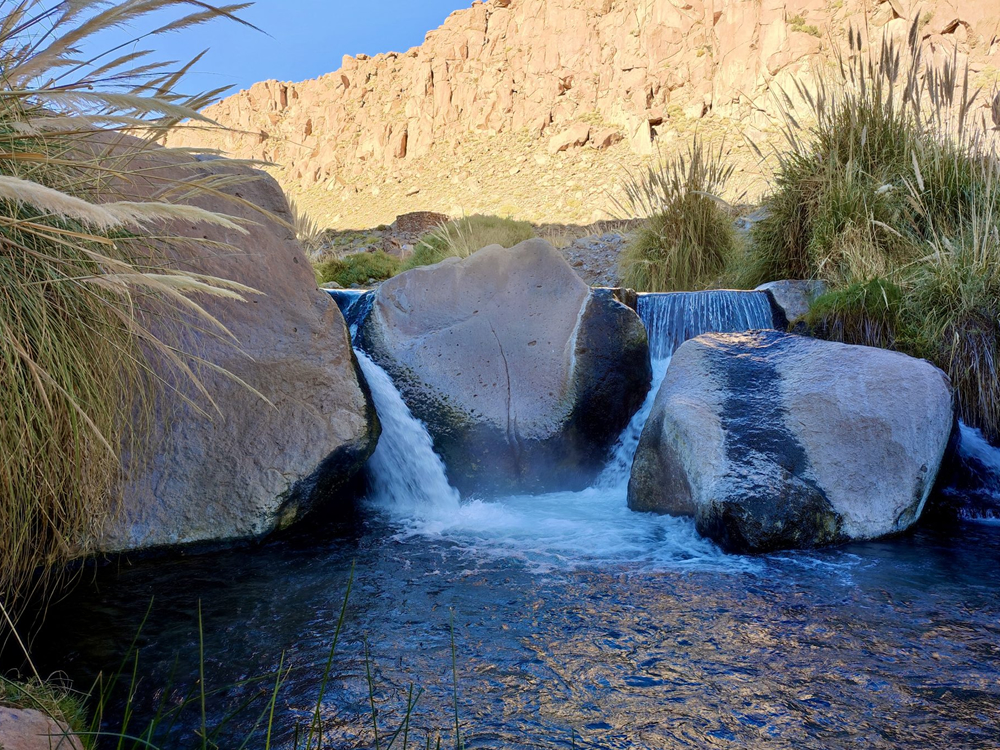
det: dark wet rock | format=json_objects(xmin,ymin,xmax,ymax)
[
  {"xmin": 628, "ymin": 331, "xmax": 954, "ymax": 553},
  {"xmin": 360, "ymin": 239, "xmax": 651, "ymax": 494}
]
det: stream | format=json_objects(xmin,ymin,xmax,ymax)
[{"xmin": 34, "ymin": 291, "xmax": 1000, "ymax": 749}]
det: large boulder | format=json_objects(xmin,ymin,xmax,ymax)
[
  {"xmin": 627, "ymin": 331, "xmax": 954, "ymax": 553},
  {"xmin": 360, "ymin": 239, "xmax": 651, "ymax": 494},
  {"xmin": 755, "ymin": 279, "xmax": 827, "ymax": 326},
  {"xmin": 98, "ymin": 149, "xmax": 379, "ymax": 551}
]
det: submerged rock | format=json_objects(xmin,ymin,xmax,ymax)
[
  {"xmin": 100, "ymin": 151, "xmax": 379, "ymax": 552},
  {"xmin": 360, "ymin": 239, "xmax": 651, "ymax": 494},
  {"xmin": 628, "ymin": 331, "xmax": 954, "ymax": 553}
]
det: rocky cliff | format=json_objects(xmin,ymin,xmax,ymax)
[{"xmin": 170, "ymin": 0, "xmax": 999, "ymax": 225}]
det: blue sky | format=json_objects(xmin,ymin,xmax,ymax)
[{"xmin": 90, "ymin": 0, "xmax": 469, "ymax": 95}]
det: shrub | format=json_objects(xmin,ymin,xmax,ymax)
[
  {"xmin": 615, "ymin": 137, "xmax": 739, "ymax": 292},
  {"xmin": 756, "ymin": 21, "xmax": 1000, "ymax": 441},
  {"xmin": 316, "ymin": 251, "xmax": 400, "ymax": 287},
  {"xmin": 402, "ymin": 214, "xmax": 536, "ymax": 271}
]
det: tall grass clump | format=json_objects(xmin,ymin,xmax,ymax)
[
  {"xmin": 0, "ymin": 0, "xmax": 258, "ymax": 619},
  {"xmin": 615, "ymin": 137, "xmax": 739, "ymax": 292},
  {"xmin": 402, "ymin": 214, "xmax": 535, "ymax": 271},
  {"xmin": 751, "ymin": 20, "xmax": 1000, "ymax": 440}
]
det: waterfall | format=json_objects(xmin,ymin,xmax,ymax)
[
  {"xmin": 328, "ymin": 289, "xmax": 374, "ymax": 337},
  {"xmin": 354, "ymin": 350, "xmax": 461, "ymax": 516},
  {"xmin": 951, "ymin": 423, "xmax": 1000, "ymax": 521},
  {"xmin": 338, "ymin": 288, "xmax": 778, "ymax": 568},
  {"xmin": 637, "ymin": 290, "xmax": 776, "ymax": 359},
  {"xmin": 597, "ymin": 290, "xmax": 777, "ymax": 487}
]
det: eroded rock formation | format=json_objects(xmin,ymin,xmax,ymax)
[
  {"xmin": 170, "ymin": 0, "xmax": 999, "ymax": 192},
  {"xmin": 360, "ymin": 239, "xmax": 651, "ymax": 494}
]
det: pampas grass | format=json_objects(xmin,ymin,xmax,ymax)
[{"xmin": 0, "ymin": 0, "xmax": 260, "ymax": 621}]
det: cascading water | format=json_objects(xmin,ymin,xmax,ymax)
[
  {"xmin": 348, "ymin": 288, "xmax": 777, "ymax": 569},
  {"xmin": 354, "ymin": 350, "xmax": 461, "ymax": 516},
  {"xmin": 948, "ymin": 423, "xmax": 1000, "ymax": 522},
  {"xmin": 637, "ymin": 289, "xmax": 776, "ymax": 359}
]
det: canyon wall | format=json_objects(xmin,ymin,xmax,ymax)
[{"xmin": 170, "ymin": 0, "xmax": 999, "ymax": 194}]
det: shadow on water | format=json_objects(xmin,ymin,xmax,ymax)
[
  {"xmin": 22, "ymin": 290, "xmax": 1000, "ymax": 748},
  {"xmin": 28, "ymin": 513, "xmax": 1000, "ymax": 750}
]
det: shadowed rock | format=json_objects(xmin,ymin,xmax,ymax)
[
  {"xmin": 361, "ymin": 239, "xmax": 651, "ymax": 494},
  {"xmin": 95, "ymin": 146, "xmax": 379, "ymax": 552}
]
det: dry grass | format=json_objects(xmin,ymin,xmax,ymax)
[
  {"xmin": 615, "ymin": 137, "xmax": 739, "ymax": 292},
  {"xmin": 401, "ymin": 214, "xmax": 536, "ymax": 271},
  {"xmin": 0, "ymin": 0, "xmax": 259, "ymax": 621}
]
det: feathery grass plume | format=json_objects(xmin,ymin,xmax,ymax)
[
  {"xmin": 615, "ymin": 137, "xmax": 739, "ymax": 292},
  {"xmin": 0, "ymin": 0, "xmax": 261, "ymax": 624},
  {"xmin": 402, "ymin": 214, "xmax": 536, "ymax": 271},
  {"xmin": 288, "ymin": 197, "xmax": 324, "ymax": 258},
  {"xmin": 744, "ymin": 19, "xmax": 999, "ymax": 288},
  {"xmin": 772, "ymin": 24, "xmax": 1000, "ymax": 439}
]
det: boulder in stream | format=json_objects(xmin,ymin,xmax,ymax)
[
  {"xmin": 360, "ymin": 239, "xmax": 651, "ymax": 494},
  {"xmin": 627, "ymin": 331, "xmax": 954, "ymax": 553},
  {"xmin": 99, "ymin": 149, "xmax": 380, "ymax": 552}
]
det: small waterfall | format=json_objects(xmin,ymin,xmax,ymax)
[
  {"xmin": 327, "ymin": 289, "xmax": 374, "ymax": 337},
  {"xmin": 594, "ymin": 290, "xmax": 778, "ymax": 488},
  {"xmin": 951, "ymin": 423, "xmax": 1000, "ymax": 521},
  {"xmin": 354, "ymin": 350, "xmax": 461, "ymax": 516},
  {"xmin": 637, "ymin": 290, "xmax": 776, "ymax": 359}
]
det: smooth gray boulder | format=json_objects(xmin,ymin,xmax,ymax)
[
  {"xmin": 756, "ymin": 279, "xmax": 828, "ymax": 325},
  {"xmin": 361, "ymin": 239, "xmax": 651, "ymax": 494},
  {"xmin": 98, "ymin": 148, "xmax": 379, "ymax": 552},
  {"xmin": 628, "ymin": 331, "xmax": 954, "ymax": 553}
]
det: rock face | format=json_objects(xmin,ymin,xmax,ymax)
[
  {"xmin": 168, "ymin": 0, "xmax": 998, "ymax": 188},
  {"xmin": 360, "ymin": 239, "xmax": 651, "ymax": 494},
  {"xmin": 100, "ymin": 150, "xmax": 379, "ymax": 551},
  {"xmin": 628, "ymin": 331, "xmax": 954, "ymax": 553},
  {"xmin": 0, "ymin": 707, "xmax": 82, "ymax": 750}
]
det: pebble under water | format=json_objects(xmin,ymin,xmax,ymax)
[{"xmin": 32, "ymin": 291, "xmax": 1000, "ymax": 748}]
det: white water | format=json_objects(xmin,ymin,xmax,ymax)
[
  {"xmin": 354, "ymin": 290, "xmax": 777, "ymax": 571},
  {"xmin": 956, "ymin": 422, "xmax": 1000, "ymax": 521}
]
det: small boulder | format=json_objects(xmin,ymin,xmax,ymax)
[
  {"xmin": 0, "ymin": 707, "xmax": 82, "ymax": 750},
  {"xmin": 361, "ymin": 239, "xmax": 651, "ymax": 494},
  {"xmin": 590, "ymin": 128, "xmax": 624, "ymax": 150},
  {"xmin": 547, "ymin": 123, "xmax": 591, "ymax": 154},
  {"xmin": 628, "ymin": 331, "xmax": 954, "ymax": 553},
  {"xmin": 756, "ymin": 279, "xmax": 828, "ymax": 325}
]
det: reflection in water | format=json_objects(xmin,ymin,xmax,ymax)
[
  {"xmin": 34, "ymin": 520, "xmax": 1000, "ymax": 749},
  {"xmin": 29, "ymin": 290, "xmax": 1000, "ymax": 747}
]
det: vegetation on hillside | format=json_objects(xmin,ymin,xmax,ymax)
[
  {"xmin": 402, "ymin": 214, "xmax": 536, "ymax": 271},
  {"xmin": 316, "ymin": 250, "xmax": 401, "ymax": 287},
  {"xmin": 619, "ymin": 23, "xmax": 1000, "ymax": 439},
  {"xmin": 0, "ymin": 0, "xmax": 259, "ymax": 619},
  {"xmin": 615, "ymin": 138, "xmax": 739, "ymax": 292}
]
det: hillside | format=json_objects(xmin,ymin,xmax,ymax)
[{"xmin": 169, "ymin": 0, "xmax": 1000, "ymax": 228}]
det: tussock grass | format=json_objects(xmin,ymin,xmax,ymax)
[
  {"xmin": 756, "ymin": 21, "xmax": 1000, "ymax": 440},
  {"xmin": 316, "ymin": 250, "xmax": 400, "ymax": 288},
  {"xmin": 0, "ymin": 0, "xmax": 258, "ymax": 620},
  {"xmin": 402, "ymin": 214, "xmax": 536, "ymax": 271},
  {"xmin": 616, "ymin": 137, "xmax": 739, "ymax": 292}
]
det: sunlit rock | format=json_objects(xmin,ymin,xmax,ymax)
[
  {"xmin": 628, "ymin": 330, "xmax": 954, "ymax": 553},
  {"xmin": 360, "ymin": 239, "xmax": 651, "ymax": 494}
]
